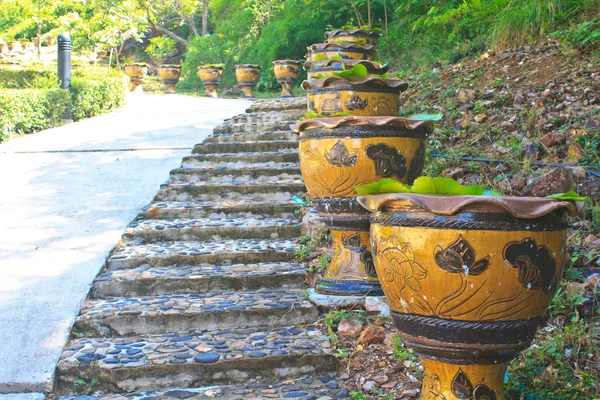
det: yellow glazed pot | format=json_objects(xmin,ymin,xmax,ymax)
[
  {"xmin": 197, "ymin": 65, "xmax": 224, "ymax": 97},
  {"xmin": 292, "ymin": 117, "xmax": 432, "ymax": 296},
  {"xmin": 358, "ymin": 193, "xmax": 583, "ymax": 399},
  {"xmin": 302, "ymin": 76, "xmax": 408, "ymax": 117},
  {"xmin": 325, "ymin": 29, "xmax": 381, "ymax": 46},
  {"xmin": 304, "ymin": 60, "xmax": 389, "ymax": 82},
  {"xmin": 273, "ymin": 60, "xmax": 302, "ymax": 98},
  {"xmin": 307, "ymin": 42, "xmax": 377, "ymax": 62},
  {"xmin": 157, "ymin": 64, "xmax": 182, "ymax": 94},
  {"xmin": 235, "ymin": 64, "xmax": 262, "ymax": 98},
  {"xmin": 123, "ymin": 63, "xmax": 148, "ymax": 93}
]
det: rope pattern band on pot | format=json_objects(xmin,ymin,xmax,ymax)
[{"xmin": 372, "ymin": 214, "xmax": 568, "ymax": 231}]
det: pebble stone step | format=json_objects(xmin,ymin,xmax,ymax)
[
  {"xmin": 55, "ymin": 325, "xmax": 337, "ymax": 393},
  {"xmin": 124, "ymin": 217, "xmax": 301, "ymax": 241},
  {"xmin": 181, "ymin": 151, "xmax": 299, "ymax": 168},
  {"xmin": 139, "ymin": 200, "xmax": 299, "ymax": 220},
  {"xmin": 154, "ymin": 181, "xmax": 304, "ymax": 202},
  {"xmin": 218, "ymin": 122, "xmax": 297, "ymax": 134},
  {"xmin": 73, "ymin": 289, "xmax": 318, "ymax": 337},
  {"xmin": 169, "ymin": 166, "xmax": 301, "ymax": 182},
  {"xmin": 91, "ymin": 262, "xmax": 307, "ymax": 298},
  {"xmin": 203, "ymin": 131, "xmax": 297, "ymax": 143},
  {"xmin": 57, "ymin": 374, "xmax": 350, "ymax": 399},
  {"xmin": 246, "ymin": 98, "xmax": 306, "ymax": 113},
  {"xmin": 107, "ymin": 238, "xmax": 299, "ymax": 270},
  {"xmin": 192, "ymin": 140, "xmax": 298, "ymax": 154}
]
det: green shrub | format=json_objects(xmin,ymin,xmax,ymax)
[
  {"xmin": 0, "ymin": 88, "xmax": 70, "ymax": 140},
  {"xmin": 70, "ymin": 75, "xmax": 128, "ymax": 120},
  {"xmin": 0, "ymin": 69, "xmax": 56, "ymax": 89}
]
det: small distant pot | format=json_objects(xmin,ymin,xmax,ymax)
[
  {"xmin": 325, "ymin": 29, "xmax": 381, "ymax": 46},
  {"xmin": 123, "ymin": 63, "xmax": 148, "ymax": 93},
  {"xmin": 44, "ymin": 37, "xmax": 55, "ymax": 46},
  {"xmin": 6, "ymin": 41, "xmax": 14, "ymax": 51},
  {"xmin": 307, "ymin": 42, "xmax": 377, "ymax": 62},
  {"xmin": 235, "ymin": 64, "xmax": 262, "ymax": 98},
  {"xmin": 292, "ymin": 117, "xmax": 432, "ymax": 296},
  {"xmin": 359, "ymin": 193, "xmax": 583, "ymax": 400},
  {"xmin": 157, "ymin": 65, "xmax": 182, "ymax": 94},
  {"xmin": 302, "ymin": 76, "xmax": 408, "ymax": 117},
  {"xmin": 304, "ymin": 60, "xmax": 389, "ymax": 82},
  {"xmin": 32, "ymin": 38, "xmax": 40, "ymax": 47},
  {"xmin": 273, "ymin": 60, "xmax": 302, "ymax": 98},
  {"xmin": 197, "ymin": 65, "xmax": 224, "ymax": 98}
]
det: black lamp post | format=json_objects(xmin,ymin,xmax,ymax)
[{"xmin": 57, "ymin": 33, "xmax": 72, "ymax": 120}]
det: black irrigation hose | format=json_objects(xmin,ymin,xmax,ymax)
[{"xmin": 430, "ymin": 153, "xmax": 600, "ymax": 178}]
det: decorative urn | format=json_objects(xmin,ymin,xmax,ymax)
[
  {"xmin": 291, "ymin": 117, "xmax": 432, "ymax": 296},
  {"xmin": 197, "ymin": 65, "xmax": 225, "ymax": 98},
  {"xmin": 302, "ymin": 77, "xmax": 408, "ymax": 117},
  {"xmin": 304, "ymin": 60, "xmax": 389, "ymax": 82},
  {"xmin": 325, "ymin": 29, "xmax": 381, "ymax": 46},
  {"xmin": 307, "ymin": 42, "xmax": 377, "ymax": 62},
  {"xmin": 235, "ymin": 64, "xmax": 262, "ymax": 98},
  {"xmin": 157, "ymin": 64, "xmax": 182, "ymax": 94},
  {"xmin": 358, "ymin": 193, "xmax": 584, "ymax": 400},
  {"xmin": 123, "ymin": 63, "xmax": 148, "ymax": 93},
  {"xmin": 273, "ymin": 60, "xmax": 302, "ymax": 97}
]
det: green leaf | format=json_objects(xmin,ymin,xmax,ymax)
[
  {"xmin": 314, "ymin": 54, "xmax": 329, "ymax": 61},
  {"xmin": 379, "ymin": 181, "xmax": 411, "ymax": 193},
  {"xmin": 410, "ymin": 113, "xmax": 443, "ymax": 121},
  {"xmin": 546, "ymin": 191, "xmax": 590, "ymax": 202},
  {"xmin": 332, "ymin": 63, "xmax": 368, "ymax": 78},
  {"xmin": 355, "ymin": 178, "xmax": 404, "ymax": 194},
  {"xmin": 411, "ymin": 176, "xmax": 438, "ymax": 194}
]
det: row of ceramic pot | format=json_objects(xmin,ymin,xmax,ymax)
[
  {"xmin": 296, "ymin": 28, "xmax": 585, "ymax": 400},
  {"xmin": 123, "ymin": 61, "xmax": 306, "ymax": 98},
  {"xmin": 292, "ymin": 115, "xmax": 583, "ymax": 400}
]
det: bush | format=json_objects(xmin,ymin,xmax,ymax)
[
  {"xmin": 0, "ymin": 88, "xmax": 70, "ymax": 140},
  {"xmin": 70, "ymin": 72, "xmax": 128, "ymax": 120},
  {"xmin": 0, "ymin": 68, "xmax": 56, "ymax": 89}
]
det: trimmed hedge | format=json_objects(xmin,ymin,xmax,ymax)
[
  {"xmin": 0, "ymin": 88, "xmax": 70, "ymax": 140},
  {"xmin": 0, "ymin": 67, "xmax": 128, "ymax": 141}
]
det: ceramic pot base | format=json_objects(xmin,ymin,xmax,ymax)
[
  {"xmin": 421, "ymin": 359, "xmax": 507, "ymax": 400},
  {"xmin": 279, "ymin": 82, "xmax": 295, "ymax": 97},
  {"xmin": 240, "ymin": 86, "xmax": 256, "ymax": 98}
]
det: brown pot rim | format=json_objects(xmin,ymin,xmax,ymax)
[
  {"xmin": 301, "ymin": 76, "xmax": 407, "ymax": 91},
  {"xmin": 159, "ymin": 64, "xmax": 182, "ymax": 68},
  {"xmin": 325, "ymin": 29, "xmax": 382, "ymax": 39},
  {"xmin": 291, "ymin": 116, "xmax": 432, "ymax": 133},
  {"xmin": 235, "ymin": 64, "xmax": 262, "ymax": 69},
  {"xmin": 308, "ymin": 42, "xmax": 377, "ymax": 52},
  {"xmin": 304, "ymin": 60, "xmax": 386, "ymax": 69},
  {"xmin": 198, "ymin": 65, "xmax": 225, "ymax": 70},
  {"xmin": 124, "ymin": 63, "xmax": 147, "ymax": 67},
  {"xmin": 273, "ymin": 60, "xmax": 303, "ymax": 65},
  {"xmin": 357, "ymin": 193, "xmax": 584, "ymax": 218}
]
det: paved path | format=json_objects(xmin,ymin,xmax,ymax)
[{"xmin": 0, "ymin": 94, "xmax": 250, "ymax": 394}]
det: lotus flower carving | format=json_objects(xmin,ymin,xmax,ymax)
[
  {"xmin": 434, "ymin": 234, "xmax": 490, "ymax": 275},
  {"xmin": 503, "ymin": 238, "xmax": 559, "ymax": 293},
  {"xmin": 325, "ymin": 140, "xmax": 357, "ymax": 167},
  {"xmin": 365, "ymin": 143, "xmax": 407, "ymax": 179}
]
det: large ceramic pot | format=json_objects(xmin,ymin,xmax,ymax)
[
  {"xmin": 157, "ymin": 64, "xmax": 182, "ymax": 94},
  {"xmin": 235, "ymin": 64, "xmax": 262, "ymax": 98},
  {"xmin": 307, "ymin": 42, "xmax": 377, "ymax": 62},
  {"xmin": 304, "ymin": 60, "xmax": 389, "ymax": 82},
  {"xmin": 358, "ymin": 193, "xmax": 583, "ymax": 399},
  {"xmin": 273, "ymin": 60, "xmax": 302, "ymax": 98},
  {"xmin": 197, "ymin": 65, "xmax": 224, "ymax": 97},
  {"xmin": 123, "ymin": 63, "xmax": 148, "ymax": 93},
  {"xmin": 292, "ymin": 117, "xmax": 432, "ymax": 296},
  {"xmin": 325, "ymin": 29, "xmax": 381, "ymax": 46},
  {"xmin": 302, "ymin": 76, "xmax": 408, "ymax": 117}
]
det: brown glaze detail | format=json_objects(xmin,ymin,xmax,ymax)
[
  {"xmin": 307, "ymin": 42, "xmax": 377, "ymax": 61},
  {"xmin": 123, "ymin": 63, "xmax": 148, "ymax": 93},
  {"xmin": 325, "ymin": 29, "xmax": 381, "ymax": 46},
  {"xmin": 357, "ymin": 193, "xmax": 584, "ymax": 218},
  {"xmin": 198, "ymin": 66, "xmax": 224, "ymax": 97},
  {"xmin": 273, "ymin": 60, "xmax": 302, "ymax": 97},
  {"xmin": 421, "ymin": 360, "xmax": 506, "ymax": 400},
  {"xmin": 157, "ymin": 65, "xmax": 182, "ymax": 94}
]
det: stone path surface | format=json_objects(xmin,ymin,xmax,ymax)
[
  {"xmin": 0, "ymin": 94, "xmax": 251, "ymax": 394},
  {"xmin": 52, "ymin": 97, "xmax": 347, "ymax": 399}
]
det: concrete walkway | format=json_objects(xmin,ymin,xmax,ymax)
[{"xmin": 0, "ymin": 94, "xmax": 250, "ymax": 394}]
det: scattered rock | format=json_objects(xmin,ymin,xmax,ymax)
[
  {"xmin": 338, "ymin": 318, "xmax": 363, "ymax": 339},
  {"xmin": 364, "ymin": 297, "xmax": 390, "ymax": 316},
  {"xmin": 457, "ymin": 88, "xmax": 476, "ymax": 103},
  {"xmin": 474, "ymin": 114, "xmax": 487, "ymax": 123},
  {"xmin": 401, "ymin": 388, "xmax": 421, "ymax": 398},
  {"xmin": 362, "ymin": 380, "xmax": 379, "ymax": 393},
  {"xmin": 301, "ymin": 208, "xmax": 327, "ymax": 236},
  {"xmin": 359, "ymin": 325, "xmax": 386, "ymax": 345},
  {"xmin": 521, "ymin": 168, "xmax": 574, "ymax": 197},
  {"xmin": 572, "ymin": 167, "xmax": 587, "ymax": 183},
  {"xmin": 372, "ymin": 375, "xmax": 389, "ymax": 385},
  {"xmin": 539, "ymin": 132, "xmax": 563, "ymax": 148}
]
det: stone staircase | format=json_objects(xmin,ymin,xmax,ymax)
[{"xmin": 55, "ymin": 98, "xmax": 349, "ymax": 399}]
